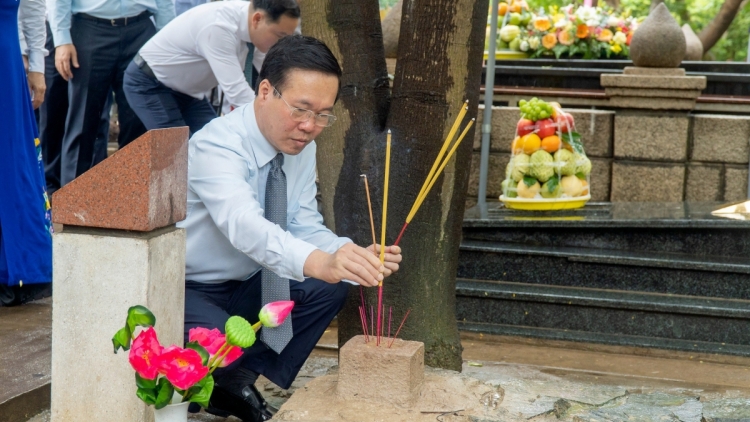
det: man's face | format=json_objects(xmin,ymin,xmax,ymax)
[
  {"xmin": 255, "ymin": 69, "xmax": 338, "ymax": 155},
  {"xmin": 248, "ymin": 12, "xmax": 299, "ymax": 53}
]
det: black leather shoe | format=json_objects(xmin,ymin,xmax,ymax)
[{"xmin": 206, "ymin": 384, "xmax": 274, "ymax": 422}]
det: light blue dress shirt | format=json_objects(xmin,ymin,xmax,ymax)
[
  {"xmin": 178, "ymin": 102, "xmax": 352, "ymax": 284},
  {"xmin": 52, "ymin": 0, "xmax": 175, "ymax": 46}
]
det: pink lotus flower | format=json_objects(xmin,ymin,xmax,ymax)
[
  {"xmin": 188, "ymin": 327, "xmax": 242, "ymax": 367},
  {"xmin": 128, "ymin": 327, "xmax": 163, "ymax": 380},
  {"xmin": 258, "ymin": 301, "xmax": 294, "ymax": 328},
  {"xmin": 157, "ymin": 346, "xmax": 209, "ymax": 390}
]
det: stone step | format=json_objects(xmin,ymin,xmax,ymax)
[
  {"xmin": 456, "ymin": 279, "xmax": 750, "ymax": 355},
  {"xmin": 457, "ymin": 240, "xmax": 750, "ymax": 300}
]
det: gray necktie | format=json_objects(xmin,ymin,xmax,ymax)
[
  {"xmin": 261, "ymin": 153, "xmax": 293, "ymax": 353},
  {"xmin": 244, "ymin": 43, "xmax": 255, "ymax": 86}
]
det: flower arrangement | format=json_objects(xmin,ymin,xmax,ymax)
[
  {"xmin": 491, "ymin": 3, "xmax": 639, "ymax": 59},
  {"xmin": 111, "ymin": 301, "xmax": 294, "ymax": 409}
]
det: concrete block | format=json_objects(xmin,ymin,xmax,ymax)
[
  {"xmin": 692, "ymin": 115, "xmax": 750, "ymax": 164},
  {"xmin": 51, "ymin": 226, "xmax": 186, "ymax": 422},
  {"xmin": 468, "ymin": 152, "xmax": 510, "ymax": 198},
  {"xmin": 601, "ymin": 74, "xmax": 707, "ymax": 90},
  {"xmin": 685, "ymin": 163, "xmax": 723, "ymax": 201},
  {"xmin": 610, "ymin": 162, "xmax": 685, "ymax": 202},
  {"xmin": 606, "ymin": 87, "xmax": 702, "ymax": 99},
  {"xmin": 724, "ymin": 166, "xmax": 749, "ymax": 202},
  {"xmin": 614, "ymin": 113, "xmax": 689, "ymax": 161},
  {"xmin": 567, "ymin": 109, "xmax": 614, "ymax": 158},
  {"xmin": 623, "ymin": 67, "xmax": 686, "ymax": 76},
  {"xmin": 590, "ymin": 158, "xmax": 612, "ymax": 202},
  {"xmin": 608, "ymin": 96, "xmax": 697, "ymax": 110},
  {"xmin": 337, "ymin": 335, "xmax": 424, "ymax": 407}
]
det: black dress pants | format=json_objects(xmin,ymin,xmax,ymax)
[
  {"xmin": 60, "ymin": 14, "xmax": 154, "ymax": 186},
  {"xmin": 184, "ymin": 273, "xmax": 350, "ymax": 389}
]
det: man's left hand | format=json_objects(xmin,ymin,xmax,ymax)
[{"xmin": 366, "ymin": 244, "xmax": 402, "ymax": 277}]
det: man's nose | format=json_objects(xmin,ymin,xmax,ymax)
[{"xmin": 298, "ymin": 118, "xmax": 316, "ymax": 132}]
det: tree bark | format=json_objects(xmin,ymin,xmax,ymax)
[
  {"xmin": 301, "ymin": 0, "xmax": 487, "ymax": 370},
  {"xmin": 698, "ymin": 0, "xmax": 745, "ymax": 53}
]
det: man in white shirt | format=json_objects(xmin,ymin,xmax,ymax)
[
  {"xmin": 123, "ymin": 0, "xmax": 299, "ymax": 136},
  {"xmin": 179, "ymin": 35, "xmax": 402, "ymax": 421}
]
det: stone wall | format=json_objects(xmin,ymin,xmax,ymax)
[{"xmin": 468, "ymin": 106, "xmax": 750, "ymax": 207}]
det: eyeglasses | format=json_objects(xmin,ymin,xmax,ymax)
[{"xmin": 273, "ymin": 88, "xmax": 337, "ymax": 128}]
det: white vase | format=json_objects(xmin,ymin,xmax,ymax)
[{"xmin": 153, "ymin": 401, "xmax": 189, "ymax": 422}]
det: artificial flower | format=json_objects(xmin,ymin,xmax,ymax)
[
  {"xmin": 157, "ymin": 346, "xmax": 209, "ymax": 390},
  {"xmin": 258, "ymin": 300, "xmax": 295, "ymax": 328},
  {"xmin": 188, "ymin": 327, "xmax": 243, "ymax": 367},
  {"xmin": 128, "ymin": 327, "xmax": 163, "ymax": 380}
]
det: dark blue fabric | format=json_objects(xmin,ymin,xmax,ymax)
[
  {"xmin": 184, "ymin": 273, "xmax": 350, "ymax": 389},
  {"xmin": 60, "ymin": 15, "xmax": 154, "ymax": 186},
  {"xmin": 0, "ymin": 0, "xmax": 52, "ymax": 286},
  {"xmin": 124, "ymin": 61, "xmax": 217, "ymax": 136}
]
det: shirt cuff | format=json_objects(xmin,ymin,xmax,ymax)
[
  {"xmin": 53, "ymin": 30, "xmax": 72, "ymax": 47},
  {"xmin": 28, "ymin": 51, "xmax": 45, "ymax": 74},
  {"xmin": 285, "ymin": 238, "xmax": 319, "ymax": 282}
]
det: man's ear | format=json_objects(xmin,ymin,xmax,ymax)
[
  {"xmin": 251, "ymin": 11, "xmax": 263, "ymax": 29},
  {"xmin": 257, "ymin": 79, "xmax": 272, "ymax": 100}
]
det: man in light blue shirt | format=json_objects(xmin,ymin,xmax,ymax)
[
  {"xmin": 52, "ymin": 0, "xmax": 174, "ymax": 186},
  {"xmin": 180, "ymin": 35, "xmax": 402, "ymax": 421}
]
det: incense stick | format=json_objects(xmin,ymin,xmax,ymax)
[
  {"xmin": 361, "ymin": 174, "xmax": 378, "ymax": 247},
  {"xmin": 377, "ymin": 130, "xmax": 391, "ymax": 345},
  {"xmin": 388, "ymin": 309, "xmax": 411, "ymax": 348}
]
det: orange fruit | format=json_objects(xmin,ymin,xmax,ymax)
[
  {"xmin": 521, "ymin": 133, "xmax": 541, "ymax": 154},
  {"xmin": 498, "ymin": 2, "xmax": 508, "ymax": 16},
  {"xmin": 511, "ymin": 136, "xmax": 523, "ymax": 154},
  {"xmin": 541, "ymin": 135, "xmax": 561, "ymax": 153},
  {"xmin": 581, "ymin": 180, "xmax": 589, "ymax": 196},
  {"xmin": 509, "ymin": 2, "xmax": 522, "ymax": 13}
]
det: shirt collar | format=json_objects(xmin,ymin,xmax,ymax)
[
  {"xmin": 244, "ymin": 101, "xmax": 279, "ymax": 168},
  {"xmin": 239, "ymin": 2, "xmax": 252, "ymax": 43}
]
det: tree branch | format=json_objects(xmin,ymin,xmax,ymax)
[{"xmin": 698, "ymin": 0, "xmax": 745, "ymax": 53}]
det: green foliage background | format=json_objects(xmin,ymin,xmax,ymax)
[{"xmin": 527, "ymin": 0, "xmax": 750, "ymax": 61}]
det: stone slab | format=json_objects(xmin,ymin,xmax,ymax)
[
  {"xmin": 692, "ymin": 114, "xmax": 750, "ymax": 164},
  {"xmin": 605, "ymin": 87, "xmax": 702, "ymax": 99},
  {"xmin": 601, "ymin": 74, "xmax": 707, "ymax": 90},
  {"xmin": 608, "ymin": 96, "xmax": 697, "ymax": 110},
  {"xmin": 623, "ymin": 66, "xmax": 686, "ymax": 76},
  {"xmin": 589, "ymin": 158, "xmax": 611, "ymax": 202},
  {"xmin": 52, "ymin": 128, "xmax": 189, "ymax": 231},
  {"xmin": 610, "ymin": 162, "xmax": 685, "ymax": 202},
  {"xmin": 566, "ymin": 109, "xmax": 614, "ymax": 158},
  {"xmin": 336, "ymin": 335, "xmax": 424, "ymax": 407},
  {"xmin": 469, "ymin": 152, "xmax": 510, "ymax": 198},
  {"xmin": 724, "ymin": 166, "xmax": 749, "ymax": 202},
  {"xmin": 50, "ymin": 226, "xmax": 186, "ymax": 422},
  {"xmin": 614, "ymin": 113, "xmax": 689, "ymax": 161},
  {"xmin": 473, "ymin": 105, "xmax": 517, "ymax": 153},
  {"xmin": 686, "ymin": 164, "xmax": 723, "ymax": 201}
]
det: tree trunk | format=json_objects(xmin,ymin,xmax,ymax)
[
  {"xmin": 301, "ymin": 0, "xmax": 487, "ymax": 370},
  {"xmin": 602, "ymin": 0, "xmax": 620, "ymax": 9},
  {"xmin": 698, "ymin": 0, "xmax": 745, "ymax": 53}
]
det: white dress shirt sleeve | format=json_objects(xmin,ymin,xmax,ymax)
[
  {"xmin": 189, "ymin": 135, "xmax": 319, "ymax": 282},
  {"xmin": 51, "ymin": 0, "xmax": 71, "ymax": 46},
  {"xmin": 18, "ymin": 0, "xmax": 47, "ymax": 73},
  {"xmin": 153, "ymin": 0, "xmax": 175, "ymax": 30},
  {"xmin": 195, "ymin": 25, "xmax": 255, "ymax": 107}
]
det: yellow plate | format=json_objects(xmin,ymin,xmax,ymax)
[
  {"xmin": 499, "ymin": 195, "xmax": 591, "ymax": 211},
  {"xmin": 483, "ymin": 49, "xmax": 529, "ymax": 60}
]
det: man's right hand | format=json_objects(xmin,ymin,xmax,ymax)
[
  {"xmin": 55, "ymin": 44, "xmax": 79, "ymax": 81},
  {"xmin": 303, "ymin": 244, "xmax": 385, "ymax": 287}
]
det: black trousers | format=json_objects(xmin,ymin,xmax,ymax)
[
  {"xmin": 60, "ymin": 14, "xmax": 153, "ymax": 186},
  {"xmin": 39, "ymin": 21, "xmax": 111, "ymax": 195},
  {"xmin": 185, "ymin": 273, "xmax": 350, "ymax": 389}
]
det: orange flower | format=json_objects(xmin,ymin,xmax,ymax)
[
  {"xmin": 558, "ymin": 30, "xmax": 575, "ymax": 46},
  {"xmin": 576, "ymin": 24, "xmax": 589, "ymax": 39},
  {"xmin": 533, "ymin": 17, "xmax": 551, "ymax": 32},
  {"xmin": 597, "ymin": 29, "xmax": 613, "ymax": 42},
  {"xmin": 542, "ymin": 33, "xmax": 558, "ymax": 49}
]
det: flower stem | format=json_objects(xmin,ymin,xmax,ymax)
[
  {"xmin": 207, "ymin": 343, "xmax": 229, "ymax": 368},
  {"xmin": 209, "ymin": 345, "xmax": 234, "ymax": 374}
]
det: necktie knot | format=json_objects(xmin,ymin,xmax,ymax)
[{"xmin": 270, "ymin": 153, "xmax": 284, "ymax": 179}]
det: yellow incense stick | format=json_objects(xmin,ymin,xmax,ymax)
[
  {"xmin": 411, "ymin": 119, "xmax": 475, "ymax": 218},
  {"xmin": 380, "ymin": 130, "xmax": 391, "ymax": 268},
  {"xmin": 406, "ymin": 102, "xmax": 468, "ymax": 224}
]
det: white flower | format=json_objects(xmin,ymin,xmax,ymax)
[
  {"xmin": 586, "ymin": 18, "xmax": 599, "ymax": 27},
  {"xmin": 607, "ymin": 16, "xmax": 620, "ymax": 27},
  {"xmin": 555, "ymin": 19, "xmax": 568, "ymax": 28},
  {"xmin": 528, "ymin": 36, "xmax": 540, "ymax": 50},
  {"xmin": 613, "ymin": 31, "xmax": 627, "ymax": 45},
  {"xmin": 520, "ymin": 40, "xmax": 530, "ymax": 52},
  {"xmin": 575, "ymin": 6, "xmax": 598, "ymax": 22}
]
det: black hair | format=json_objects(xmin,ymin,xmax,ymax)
[
  {"xmin": 255, "ymin": 35, "xmax": 342, "ymax": 101},
  {"xmin": 252, "ymin": 0, "xmax": 300, "ymax": 22}
]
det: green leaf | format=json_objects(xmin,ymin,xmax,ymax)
[
  {"xmin": 136, "ymin": 387, "xmax": 157, "ymax": 405},
  {"xmin": 575, "ymin": 172, "xmax": 587, "ymax": 180},
  {"xmin": 546, "ymin": 175, "xmax": 559, "ymax": 193},
  {"xmin": 112, "ymin": 327, "xmax": 132, "ymax": 353},
  {"xmin": 126, "ymin": 305, "xmax": 156, "ymax": 334},
  {"xmin": 564, "ymin": 132, "xmax": 585, "ymax": 154},
  {"xmin": 552, "ymin": 44, "xmax": 568, "ymax": 59},
  {"xmin": 225, "ymin": 316, "xmax": 256, "ymax": 348},
  {"xmin": 136, "ymin": 373, "xmax": 157, "ymax": 390},
  {"xmin": 186, "ymin": 342, "xmax": 210, "ymax": 366},
  {"xmin": 568, "ymin": 44, "xmax": 579, "ymax": 57},
  {"xmin": 523, "ymin": 175, "xmax": 537, "ymax": 188},
  {"xmin": 189, "ymin": 375, "xmax": 214, "ymax": 409},
  {"xmin": 154, "ymin": 378, "xmax": 176, "ymax": 410}
]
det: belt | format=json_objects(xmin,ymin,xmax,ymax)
[
  {"xmin": 133, "ymin": 53, "xmax": 157, "ymax": 80},
  {"xmin": 74, "ymin": 11, "xmax": 151, "ymax": 26}
]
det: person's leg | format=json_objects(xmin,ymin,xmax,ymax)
[
  {"xmin": 113, "ymin": 19, "xmax": 155, "ymax": 149},
  {"xmin": 123, "ymin": 62, "xmax": 189, "ymax": 131},
  {"xmin": 223, "ymin": 276, "xmax": 350, "ymax": 390},
  {"xmin": 177, "ymin": 93, "xmax": 217, "ymax": 135},
  {"xmin": 39, "ymin": 21, "xmax": 68, "ymax": 195},
  {"xmin": 60, "ymin": 18, "xmax": 118, "ymax": 186}
]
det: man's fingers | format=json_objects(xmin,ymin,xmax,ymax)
[
  {"xmin": 342, "ymin": 261, "xmax": 378, "ymax": 286},
  {"xmin": 347, "ymin": 254, "xmax": 383, "ymax": 282},
  {"xmin": 354, "ymin": 246, "xmax": 385, "ymax": 272},
  {"xmin": 71, "ymin": 50, "xmax": 79, "ymax": 68}
]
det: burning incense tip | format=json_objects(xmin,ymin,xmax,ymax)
[
  {"xmin": 387, "ymin": 129, "xmax": 391, "ymax": 134},
  {"xmin": 360, "ymin": 174, "xmax": 366, "ymax": 177}
]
